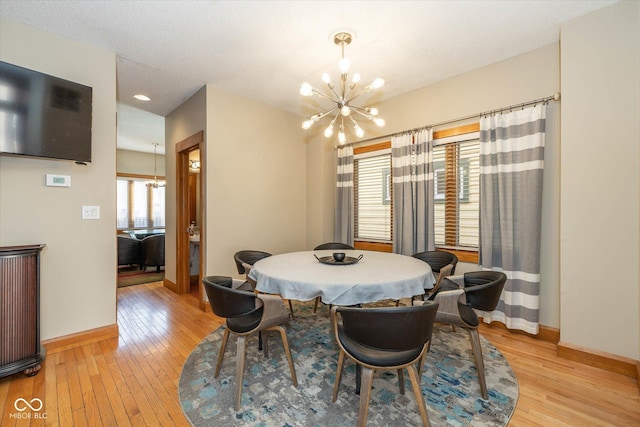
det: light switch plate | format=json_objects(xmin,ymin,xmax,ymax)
[
  {"xmin": 82, "ymin": 205, "xmax": 100, "ymax": 220},
  {"xmin": 46, "ymin": 174, "xmax": 71, "ymax": 187}
]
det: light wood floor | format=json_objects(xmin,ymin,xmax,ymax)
[{"xmin": 1, "ymin": 281, "xmax": 638, "ymax": 426}]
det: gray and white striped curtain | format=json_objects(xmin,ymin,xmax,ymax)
[
  {"xmin": 477, "ymin": 104, "xmax": 546, "ymax": 334},
  {"xmin": 335, "ymin": 146, "xmax": 354, "ymax": 247},
  {"xmin": 392, "ymin": 129, "xmax": 435, "ymax": 255}
]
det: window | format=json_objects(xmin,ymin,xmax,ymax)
[
  {"xmin": 116, "ymin": 175, "xmax": 165, "ymax": 230},
  {"xmin": 354, "ymin": 148, "xmax": 392, "ymax": 242},
  {"xmin": 433, "ymin": 136, "xmax": 480, "ymax": 249}
]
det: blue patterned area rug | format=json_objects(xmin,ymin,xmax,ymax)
[{"xmin": 179, "ymin": 302, "xmax": 518, "ymax": 426}]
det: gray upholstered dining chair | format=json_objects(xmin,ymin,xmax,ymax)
[
  {"xmin": 203, "ymin": 275, "xmax": 298, "ymax": 411},
  {"xmin": 423, "ymin": 271, "xmax": 506, "ymax": 399},
  {"xmin": 412, "ymin": 250, "xmax": 458, "ymax": 277},
  {"xmin": 140, "ymin": 234, "xmax": 165, "ymax": 272},
  {"xmin": 331, "ymin": 303, "xmax": 439, "ymax": 427},
  {"xmin": 234, "ymin": 249, "xmax": 297, "ymax": 318},
  {"xmin": 233, "ymin": 249, "xmax": 271, "ymax": 291}
]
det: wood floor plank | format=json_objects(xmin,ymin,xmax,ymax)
[{"xmin": 0, "ymin": 281, "xmax": 637, "ymax": 426}]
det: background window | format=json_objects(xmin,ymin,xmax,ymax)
[
  {"xmin": 433, "ymin": 139, "xmax": 479, "ymax": 248},
  {"xmin": 117, "ymin": 176, "xmax": 165, "ymax": 230},
  {"xmin": 354, "ymin": 151, "xmax": 392, "ymax": 241}
]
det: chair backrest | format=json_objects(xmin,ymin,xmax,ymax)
[
  {"xmin": 463, "ymin": 271, "xmax": 507, "ymax": 311},
  {"xmin": 117, "ymin": 235, "xmax": 140, "ymax": 265},
  {"xmin": 233, "ymin": 250, "xmax": 272, "ymax": 274},
  {"xmin": 337, "ymin": 303, "xmax": 439, "ymax": 351},
  {"xmin": 313, "ymin": 242, "xmax": 355, "ymax": 250},
  {"xmin": 202, "ymin": 275, "xmax": 258, "ymax": 318},
  {"xmin": 434, "ymin": 262, "xmax": 454, "ymax": 288},
  {"xmin": 141, "ymin": 234, "xmax": 165, "ymax": 265},
  {"xmin": 412, "ymin": 250, "xmax": 458, "ymax": 274}
]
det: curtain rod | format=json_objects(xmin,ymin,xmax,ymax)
[{"xmin": 334, "ymin": 92, "xmax": 561, "ymax": 149}]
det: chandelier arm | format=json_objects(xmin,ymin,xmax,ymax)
[
  {"xmin": 344, "ymin": 82, "xmax": 357, "ymax": 102},
  {"xmin": 350, "ymin": 107, "xmax": 376, "ymax": 122},
  {"xmin": 312, "ymin": 88, "xmax": 340, "ymax": 103},
  {"xmin": 308, "ymin": 106, "xmax": 339, "ymax": 121},
  {"xmin": 329, "ymin": 110, "xmax": 340, "ymax": 125},
  {"xmin": 327, "ymin": 83, "xmax": 343, "ymax": 103}
]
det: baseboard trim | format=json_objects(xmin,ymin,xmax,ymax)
[
  {"xmin": 479, "ymin": 321, "xmax": 638, "ymax": 383},
  {"xmin": 479, "ymin": 319, "xmax": 560, "ymax": 344},
  {"xmin": 557, "ymin": 341, "xmax": 638, "ymax": 379},
  {"xmin": 163, "ymin": 277, "xmax": 179, "ymax": 293},
  {"xmin": 43, "ymin": 324, "xmax": 119, "ymax": 354}
]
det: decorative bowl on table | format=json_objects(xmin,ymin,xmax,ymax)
[
  {"xmin": 314, "ymin": 253, "xmax": 363, "ymax": 265},
  {"xmin": 332, "ymin": 252, "xmax": 345, "ymax": 262}
]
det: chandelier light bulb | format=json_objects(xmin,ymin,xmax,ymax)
[
  {"xmin": 341, "ymin": 105, "xmax": 351, "ymax": 116},
  {"xmin": 371, "ymin": 78, "xmax": 385, "ymax": 89},
  {"xmin": 365, "ymin": 78, "xmax": 385, "ymax": 92},
  {"xmin": 352, "ymin": 73, "xmax": 361, "ymax": 84},
  {"xmin": 338, "ymin": 128, "xmax": 346, "ymax": 145},
  {"xmin": 349, "ymin": 116, "xmax": 365, "ymax": 139},
  {"xmin": 324, "ymin": 124, "xmax": 334, "ymax": 138},
  {"xmin": 368, "ymin": 107, "xmax": 378, "ymax": 116},
  {"xmin": 373, "ymin": 118, "xmax": 386, "ymax": 127},
  {"xmin": 322, "ymin": 73, "xmax": 331, "ymax": 84},
  {"xmin": 302, "ymin": 119, "xmax": 314, "ymax": 130},
  {"xmin": 300, "ymin": 82, "xmax": 313, "ymax": 96}
]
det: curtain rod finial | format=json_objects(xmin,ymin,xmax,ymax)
[{"xmin": 553, "ymin": 92, "xmax": 561, "ymax": 101}]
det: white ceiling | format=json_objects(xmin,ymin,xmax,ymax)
[{"xmin": 0, "ymin": 1, "xmax": 616, "ymax": 154}]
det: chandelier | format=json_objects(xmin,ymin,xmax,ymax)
[
  {"xmin": 147, "ymin": 143, "xmax": 165, "ymax": 188},
  {"xmin": 300, "ymin": 32, "xmax": 385, "ymax": 145}
]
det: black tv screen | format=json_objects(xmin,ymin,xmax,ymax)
[{"xmin": 0, "ymin": 61, "xmax": 92, "ymax": 163}]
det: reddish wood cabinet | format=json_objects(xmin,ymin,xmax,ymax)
[{"xmin": 0, "ymin": 244, "xmax": 45, "ymax": 378}]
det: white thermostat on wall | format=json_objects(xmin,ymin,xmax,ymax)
[{"xmin": 45, "ymin": 174, "xmax": 71, "ymax": 187}]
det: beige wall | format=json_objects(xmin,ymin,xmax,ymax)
[
  {"xmin": 0, "ymin": 18, "xmax": 117, "ymax": 340},
  {"xmin": 560, "ymin": 1, "xmax": 639, "ymax": 360},
  {"xmin": 116, "ymin": 149, "xmax": 166, "ymax": 176},
  {"xmin": 166, "ymin": 85, "xmax": 307, "ymax": 284},
  {"xmin": 204, "ymin": 85, "xmax": 307, "ymax": 278},
  {"xmin": 165, "ymin": 86, "xmax": 207, "ymax": 284},
  {"xmin": 308, "ymin": 43, "xmax": 561, "ymax": 328}
]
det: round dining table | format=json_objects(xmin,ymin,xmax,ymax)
[{"xmin": 248, "ymin": 250, "xmax": 436, "ymax": 306}]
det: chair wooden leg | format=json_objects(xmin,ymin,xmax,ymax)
[
  {"xmin": 214, "ymin": 328, "xmax": 230, "ymax": 378},
  {"xmin": 406, "ymin": 364, "xmax": 431, "ymax": 427},
  {"xmin": 357, "ymin": 367, "xmax": 374, "ymax": 427},
  {"xmin": 288, "ymin": 300, "xmax": 295, "ymax": 320},
  {"xmin": 313, "ymin": 297, "xmax": 320, "ymax": 313},
  {"xmin": 263, "ymin": 330, "xmax": 269, "ymax": 358},
  {"xmin": 332, "ymin": 349, "xmax": 345, "ymax": 402},
  {"xmin": 272, "ymin": 325, "xmax": 298, "ymax": 387},
  {"xmin": 397, "ymin": 369, "xmax": 405, "ymax": 395},
  {"xmin": 234, "ymin": 335, "xmax": 247, "ymax": 411},
  {"xmin": 468, "ymin": 328, "xmax": 488, "ymax": 399}
]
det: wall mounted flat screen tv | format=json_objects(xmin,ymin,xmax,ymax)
[{"xmin": 0, "ymin": 61, "xmax": 92, "ymax": 163}]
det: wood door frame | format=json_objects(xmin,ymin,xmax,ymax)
[{"xmin": 175, "ymin": 131, "xmax": 205, "ymax": 309}]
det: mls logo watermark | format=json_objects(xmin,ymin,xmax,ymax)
[{"xmin": 9, "ymin": 397, "xmax": 47, "ymax": 419}]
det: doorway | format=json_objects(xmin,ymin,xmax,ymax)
[{"xmin": 176, "ymin": 131, "xmax": 205, "ymax": 310}]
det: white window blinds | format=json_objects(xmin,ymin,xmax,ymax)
[
  {"xmin": 354, "ymin": 152, "xmax": 392, "ymax": 241},
  {"xmin": 433, "ymin": 138, "xmax": 480, "ymax": 248}
]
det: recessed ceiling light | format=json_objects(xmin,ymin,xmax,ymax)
[{"xmin": 134, "ymin": 94, "xmax": 150, "ymax": 101}]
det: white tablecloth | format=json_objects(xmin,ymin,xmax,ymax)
[{"xmin": 248, "ymin": 250, "xmax": 436, "ymax": 306}]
